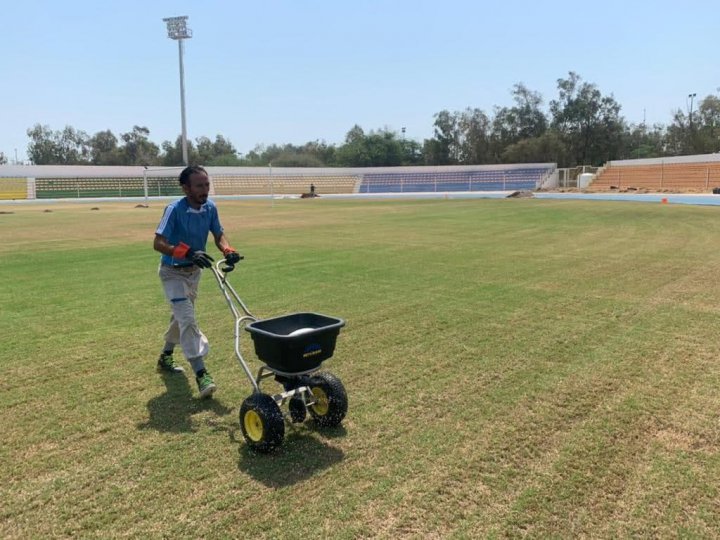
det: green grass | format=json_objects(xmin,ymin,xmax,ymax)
[{"xmin": 1, "ymin": 198, "xmax": 720, "ymax": 538}]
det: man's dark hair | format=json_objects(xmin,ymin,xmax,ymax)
[{"xmin": 178, "ymin": 165, "xmax": 207, "ymax": 186}]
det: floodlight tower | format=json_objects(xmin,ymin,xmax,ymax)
[
  {"xmin": 163, "ymin": 16, "xmax": 192, "ymax": 165},
  {"xmin": 688, "ymin": 92, "xmax": 697, "ymax": 129}
]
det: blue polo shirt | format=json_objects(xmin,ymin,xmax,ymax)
[{"xmin": 156, "ymin": 198, "xmax": 224, "ymax": 266}]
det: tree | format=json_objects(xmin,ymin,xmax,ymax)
[
  {"xmin": 334, "ymin": 126, "xmax": 405, "ymax": 167},
  {"xmin": 88, "ymin": 130, "xmax": 122, "ymax": 165},
  {"xmin": 161, "ymin": 136, "xmax": 196, "ymax": 166},
  {"xmin": 491, "ymin": 83, "xmax": 548, "ymax": 160},
  {"xmin": 233, "ymin": 139, "xmax": 335, "ymax": 167},
  {"xmin": 269, "ymin": 152, "xmax": 324, "ymax": 167},
  {"xmin": 501, "ymin": 131, "xmax": 568, "ymax": 164},
  {"xmin": 620, "ymin": 123, "xmax": 666, "ymax": 160},
  {"xmin": 119, "ymin": 126, "xmax": 160, "ymax": 165},
  {"xmin": 458, "ymin": 108, "xmax": 491, "ymax": 164},
  {"xmin": 424, "ymin": 108, "xmax": 494, "ymax": 165},
  {"xmin": 302, "ymin": 140, "xmax": 336, "ymax": 166},
  {"xmin": 58, "ymin": 126, "xmax": 90, "ymax": 164},
  {"xmin": 664, "ymin": 110, "xmax": 690, "ymax": 156},
  {"xmin": 194, "ymin": 136, "xmax": 214, "ymax": 164},
  {"xmin": 26, "ymin": 124, "xmax": 90, "ymax": 164},
  {"xmin": 240, "ymin": 144, "xmax": 268, "ymax": 166},
  {"xmin": 664, "ymin": 96, "xmax": 720, "ymax": 156},
  {"xmin": 334, "ymin": 125, "xmax": 370, "ymax": 166},
  {"xmin": 424, "ymin": 111, "xmax": 460, "ymax": 165},
  {"xmin": 692, "ymin": 95, "xmax": 720, "ymax": 154},
  {"xmin": 549, "ymin": 72, "xmax": 625, "ymax": 166},
  {"xmin": 400, "ymin": 139, "xmax": 424, "ymax": 165},
  {"xmin": 0, "ymin": 152, "xmax": 6, "ymax": 165},
  {"xmin": 196, "ymin": 135, "xmax": 238, "ymax": 165},
  {"xmin": 237, "ymin": 143, "xmax": 305, "ymax": 166},
  {"xmin": 511, "ymin": 83, "xmax": 548, "ymax": 140},
  {"xmin": 364, "ymin": 130, "xmax": 403, "ymax": 166},
  {"xmin": 27, "ymin": 125, "xmax": 60, "ymax": 164}
]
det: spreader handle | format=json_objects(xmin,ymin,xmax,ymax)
[{"xmin": 218, "ymin": 254, "xmax": 245, "ymax": 273}]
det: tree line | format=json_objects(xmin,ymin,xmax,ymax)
[{"xmin": 7, "ymin": 72, "xmax": 720, "ymax": 168}]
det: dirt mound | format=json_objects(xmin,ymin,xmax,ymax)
[{"xmin": 507, "ymin": 190, "xmax": 534, "ymax": 198}]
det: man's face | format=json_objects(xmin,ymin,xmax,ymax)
[{"xmin": 183, "ymin": 171, "xmax": 210, "ymax": 207}]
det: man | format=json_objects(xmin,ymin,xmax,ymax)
[{"xmin": 153, "ymin": 165, "xmax": 241, "ymax": 398}]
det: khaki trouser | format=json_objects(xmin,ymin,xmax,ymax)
[{"xmin": 159, "ymin": 264, "xmax": 210, "ymax": 359}]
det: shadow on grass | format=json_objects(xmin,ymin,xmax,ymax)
[
  {"xmin": 138, "ymin": 372, "xmax": 233, "ymax": 433},
  {"xmin": 311, "ymin": 422, "xmax": 348, "ymax": 439},
  {"xmin": 237, "ymin": 428, "xmax": 346, "ymax": 488}
]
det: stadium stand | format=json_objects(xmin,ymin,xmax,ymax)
[
  {"xmin": 211, "ymin": 174, "xmax": 358, "ymax": 195},
  {"xmin": 34, "ymin": 176, "xmax": 181, "ymax": 199},
  {"xmin": 0, "ymin": 178, "xmax": 27, "ymax": 200},
  {"xmin": 590, "ymin": 154, "xmax": 720, "ymax": 192},
  {"xmin": 359, "ymin": 166, "xmax": 552, "ymax": 193},
  {"xmin": 0, "ymin": 163, "xmax": 556, "ymax": 199}
]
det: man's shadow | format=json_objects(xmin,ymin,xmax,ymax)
[{"xmin": 138, "ymin": 372, "xmax": 232, "ymax": 433}]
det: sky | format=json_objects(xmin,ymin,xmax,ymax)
[{"xmin": 2, "ymin": 0, "xmax": 719, "ymax": 163}]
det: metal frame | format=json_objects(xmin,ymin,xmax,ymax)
[{"xmin": 209, "ymin": 260, "xmax": 318, "ymax": 409}]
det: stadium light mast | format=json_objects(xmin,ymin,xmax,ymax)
[
  {"xmin": 163, "ymin": 16, "xmax": 192, "ymax": 166},
  {"xmin": 688, "ymin": 92, "xmax": 697, "ymax": 129}
]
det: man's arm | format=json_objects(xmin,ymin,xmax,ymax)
[
  {"xmin": 155, "ymin": 233, "xmax": 214, "ymax": 268},
  {"xmin": 213, "ymin": 232, "xmax": 241, "ymax": 264},
  {"xmin": 154, "ymin": 234, "xmax": 175, "ymax": 257},
  {"xmin": 212, "ymin": 232, "xmax": 233, "ymax": 254}
]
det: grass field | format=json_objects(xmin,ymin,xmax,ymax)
[{"xmin": 2, "ymin": 197, "xmax": 719, "ymax": 538}]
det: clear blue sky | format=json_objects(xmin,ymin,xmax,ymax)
[{"xmin": 2, "ymin": 0, "xmax": 718, "ymax": 162}]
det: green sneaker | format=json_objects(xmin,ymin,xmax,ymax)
[
  {"xmin": 157, "ymin": 352, "xmax": 185, "ymax": 373},
  {"xmin": 196, "ymin": 371, "xmax": 217, "ymax": 398}
]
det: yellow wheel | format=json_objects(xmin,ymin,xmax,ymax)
[
  {"xmin": 311, "ymin": 387, "xmax": 329, "ymax": 416},
  {"xmin": 308, "ymin": 372, "xmax": 348, "ymax": 428},
  {"xmin": 243, "ymin": 410, "xmax": 264, "ymax": 442},
  {"xmin": 239, "ymin": 393, "xmax": 284, "ymax": 452}
]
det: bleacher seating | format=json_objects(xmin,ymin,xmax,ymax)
[
  {"xmin": 0, "ymin": 178, "xmax": 27, "ymax": 200},
  {"xmin": 33, "ymin": 175, "xmax": 358, "ymax": 198},
  {"xmin": 34, "ymin": 177, "xmax": 182, "ymax": 199},
  {"xmin": 1, "ymin": 164, "xmax": 556, "ymax": 200},
  {"xmin": 591, "ymin": 161, "xmax": 720, "ymax": 192},
  {"xmin": 359, "ymin": 167, "xmax": 551, "ymax": 193},
  {"xmin": 211, "ymin": 174, "xmax": 358, "ymax": 195}
]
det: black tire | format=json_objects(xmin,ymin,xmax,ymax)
[
  {"xmin": 239, "ymin": 393, "xmax": 285, "ymax": 453},
  {"xmin": 308, "ymin": 372, "xmax": 348, "ymax": 428},
  {"xmin": 288, "ymin": 396, "xmax": 307, "ymax": 423}
]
